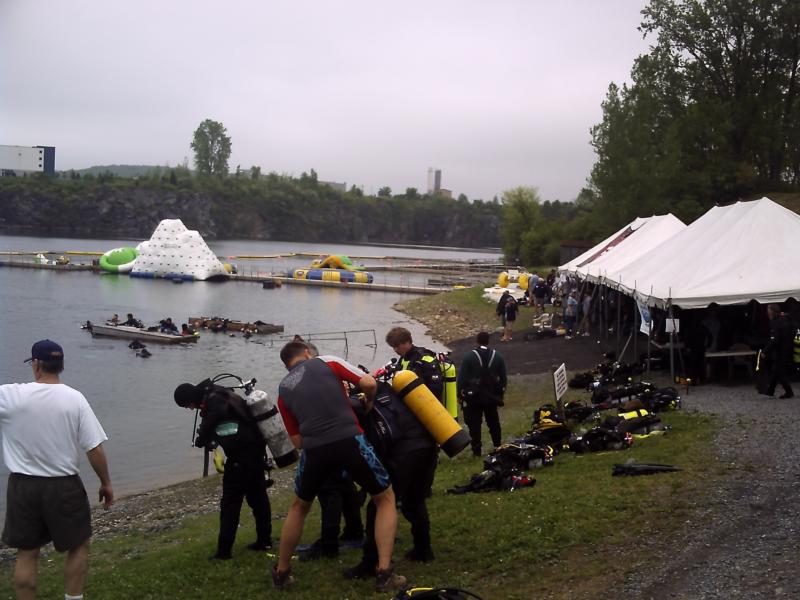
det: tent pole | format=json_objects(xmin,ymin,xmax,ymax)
[
  {"xmin": 616, "ymin": 279, "xmax": 621, "ymax": 357},
  {"xmin": 633, "ymin": 283, "xmax": 638, "ymax": 363},
  {"xmin": 646, "ymin": 286, "xmax": 654, "ymax": 376},
  {"xmin": 668, "ymin": 296, "xmax": 675, "ymax": 383}
]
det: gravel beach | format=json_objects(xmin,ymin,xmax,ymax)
[{"xmin": 610, "ymin": 383, "xmax": 800, "ymax": 599}]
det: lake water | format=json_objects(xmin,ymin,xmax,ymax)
[{"xmin": 0, "ymin": 235, "xmax": 500, "ymax": 513}]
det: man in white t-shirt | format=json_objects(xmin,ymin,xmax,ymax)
[{"xmin": 0, "ymin": 340, "xmax": 113, "ymax": 600}]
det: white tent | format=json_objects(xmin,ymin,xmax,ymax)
[
  {"xmin": 613, "ymin": 198, "xmax": 800, "ymax": 308},
  {"xmin": 559, "ymin": 216, "xmax": 651, "ymax": 275},
  {"xmin": 580, "ymin": 214, "xmax": 686, "ymax": 283},
  {"xmin": 131, "ymin": 219, "xmax": 228, "ymax": 281}
]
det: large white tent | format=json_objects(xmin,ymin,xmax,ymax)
[
  {"xmin": 578, "ymin": 214, "xmax": 686, "ymax": 283},
  {"xmin": 612, "ymin": 198, "xmax": 800, "ymax": 308},
  {"xmin": 559, "ymin": 217, "xmax": 651, "ymax": 275}
]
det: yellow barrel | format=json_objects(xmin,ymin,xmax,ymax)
[{"xmin": 392, "ymin": 370, "xmax": 470, "ymax": 457}]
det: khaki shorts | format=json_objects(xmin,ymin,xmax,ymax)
[{"xmin": 2, "ymin": 473, "xmax": 91, "ymax": 551}]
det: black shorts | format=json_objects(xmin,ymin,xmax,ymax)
[
  {"xmin": 2, "ymin": 473, "xmax": 91, "ymax": 552},
  {"xmin": 294, "ymin": 435, "xmax": 390, "ymax": 502}
]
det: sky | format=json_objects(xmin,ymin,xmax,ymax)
[{"xmin": 1, "ymin": 1, "xmax": 651, "ymax": 202}]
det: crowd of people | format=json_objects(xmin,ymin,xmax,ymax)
[{"xmin": 0, "ymin": 323, "xmax": 511, "ymax": 597}]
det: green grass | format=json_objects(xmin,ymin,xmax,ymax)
[{"xmin": 0, "ymin": 375, "xmax": 719, "ymax": 599}]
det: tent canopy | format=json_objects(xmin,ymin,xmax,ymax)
[
  {"xmin": 578, "ymin": 214, "xmax": 685, "ymax": 283},
  {"xmin": 612, "ymin": 198, "xmax": 800, "ymax": 308},
  {"xmin": 559, "ymin": 217, "xmax": 652, "ymax": 274}
]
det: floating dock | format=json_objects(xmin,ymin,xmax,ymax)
[{"xmin": 0, "ymin": 259, "xmax": 447, "ymax": 294}]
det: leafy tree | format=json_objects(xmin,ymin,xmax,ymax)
[
  {"xmin": 590, "ymin": 0, "xmax": 800, "ymax": 228},
  {"xmin": 250, "ymin": 166, "xmax": 261, "ymax": 180},
  {"xmin": 405, "ymin": 187, "xmax": 418, "ymax": 198},
  {"xmin": 191, "ymin": 119, "xmax": 231, "ymax": 177},
  {"xmin": 501, "ymin": 187, "xmax": 542, "ymax": 263},
  {"xmin": 378, "ymin": 186, "xmax": 392, "ymax": 198}
]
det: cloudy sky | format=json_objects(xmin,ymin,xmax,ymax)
[{"xmin": 1, "ymin": 1, "xmax": 650, "ymax": 202}]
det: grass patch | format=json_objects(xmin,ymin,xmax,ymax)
[{"xmin": 0, "ymin": 374, "xmax": 719, "ymax": 599}]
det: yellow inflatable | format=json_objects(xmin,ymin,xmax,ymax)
[
  {"xmin": 518, "ymin": 273, "xmax": 529, "ymax": 291},
  {"xmin": 392, "ymin": 370, "xmax": 470, "ymax": 457},
  {"xmin": 497, "ymin": 271, "xmax": 509, "ymax": 287},
  {"xmin": 310, "ymin": 255, "xmax": 362, "ymax": 271}
]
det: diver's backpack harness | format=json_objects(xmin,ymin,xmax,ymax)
[{"xmin": 460, "ymin": 347, "xmax": 503, "ymax": 407}]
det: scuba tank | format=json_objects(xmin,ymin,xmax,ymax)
[
  {"xmin": 392, "ymin": 370, "xmax": 470, "ymax": 457},
  {"xmin": 794, "ymin": 329, "xmax": 800, "ymax": 365},
  {"xmin": 438, "ymin": 353, "xmax": 458, "ymax": 419},
  {"xmin": 245, "ymin": 389, "xmax": 299, "ymax": 468}
]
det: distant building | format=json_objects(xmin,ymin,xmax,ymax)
[
  {"xmin": 559, "ymin": 240, "xmax": 594, "ymax": 265},
  {"xmin": 319, "ymin": 180, "xmax": 347, "ymax": 192},
  {"xmin": 426, "ymin": 167, "xmax": 442, "ymax": 195},
  {"xmin": 0, "ymin": 145, "xmax": 55, "ymax": 176},
  {"xmin": 438, "ymin": 188, "xmax": 452, "ymax": 199}
]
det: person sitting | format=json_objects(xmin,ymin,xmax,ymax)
[
  {"xmin": 121, "ymin": 313, "xmax": 142, "ymax": 328},
  {"xmin": 181, "ymin": 323, "xmax": 195, "ymax": 337},
  {"xmin": 160, "ymin": 318, "xmax": 179, "ymax": 334},
  {"xmin": 109, "ymin": 314, "xmax": 119, "ymax": 325}
]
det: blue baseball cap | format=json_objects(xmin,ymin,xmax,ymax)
[{"xmin": 24, "ymin": 339, "xmax": 64, "ymax": 363}]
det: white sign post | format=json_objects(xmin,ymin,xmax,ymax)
[{"xmin": 552, "ymin": 363, "xmax": 568, "ymax": 422}]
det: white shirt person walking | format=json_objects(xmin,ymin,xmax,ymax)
[{"xmin": 0, "ymin": 340, "xmax": 113, "ymax": 600}]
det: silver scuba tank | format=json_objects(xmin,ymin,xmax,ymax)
[{"xmin": 245, "ymin": 389, "xmax": 299, "ymax": 468}]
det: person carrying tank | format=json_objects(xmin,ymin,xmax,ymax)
[
  {"xmin": 345, "ymin": 374, "xmax": 439, "ymax": 580},
  {"xmin": 385, "ymin": 326, "xmax": 444, "ymax": 400},
  {"xmin": 174, "ymin": 382, "xmax": 272, "ymax": 560},
  {"xmin": 272, "ymin": 342, "xmax": 405, "ymax": 593}
]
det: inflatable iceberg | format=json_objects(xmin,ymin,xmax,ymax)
[{"xmin": 130, "ymin": 219, "xmax": 227, "ymax": 281}]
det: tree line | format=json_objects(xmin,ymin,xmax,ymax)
[
  {"xmin": 0, "ymin": 169, "xmax": 502, "ymax": 247},
  {"xmin": 503, "ymin": 0, "xmax": 800, "ymax": 267}
]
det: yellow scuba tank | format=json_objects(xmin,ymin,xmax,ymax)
[
  {"xmin": 794, "ymin": 329, "xmax": 800, "ymax": 365},
  {"xmin": 213, "ymin": 448, "xmax": 225, "ymax": 474},
  {"xmin": 440, "ymin": 356, "xmax": 458, "ymax": 419},
  {"xmin": 392, "ymin": 370, "xmax": 471, "ymax": 457}
]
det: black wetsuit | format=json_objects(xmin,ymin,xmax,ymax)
[{"xmin": 195, "ymin": 387, "xmax": 272, "ymax": 557}]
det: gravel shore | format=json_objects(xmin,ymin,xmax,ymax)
[{"xmin": 610, "ymin": 383, "xmax": 800, "ymax": 599}]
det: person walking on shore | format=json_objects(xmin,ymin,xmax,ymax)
[
  {"xmin": 272, "ymin": 342, "xmax": 405, "ymax": 593},
  {"xmin": 501, "ymin": 296, "xmax": 518, "ymax": 341},
  {"xmin": 457, "ymin": 332, "xmax": 507, "ymax": 456},
  {"xmin": 0, "ymin": 340, "xmax": 113, "ymax": 600}
]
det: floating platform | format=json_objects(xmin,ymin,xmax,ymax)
[{"xmin": 189, "ymin": 317, "xmax": 284, "ymax": 334}]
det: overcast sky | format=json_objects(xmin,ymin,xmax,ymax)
[{"xmin": 1, "ymin": 1, "xmax": 650, "ymax": 202}]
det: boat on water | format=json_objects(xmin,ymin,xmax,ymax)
[
  {"xmin": 189, "ymin": 317, "xmax": 284, "ymax": 334},
  {"xmin": 87, "ymin": 323, "xmax": 199, "ymax": 344}
]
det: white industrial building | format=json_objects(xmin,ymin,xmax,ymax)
[{"xmin": 0, "ymin": 145, "xmax": 56, "ymax": 175}]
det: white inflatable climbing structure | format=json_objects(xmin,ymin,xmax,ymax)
[{"xmin": 130, "ymin": 219, "xmax": 228, "ymax": 281}]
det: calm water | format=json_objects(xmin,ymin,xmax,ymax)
[{"xmin": 0, "ymin": 235, "xmax": 500, "ymax": 513}]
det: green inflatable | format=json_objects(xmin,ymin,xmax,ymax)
[{"xmin": 99, "ymin": 247, "xmax": 138, "ymax": 273}]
